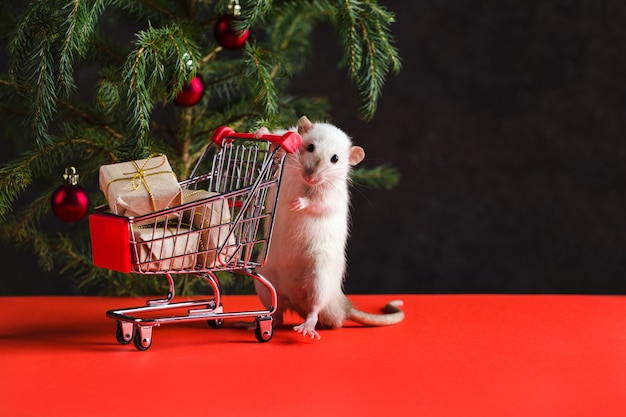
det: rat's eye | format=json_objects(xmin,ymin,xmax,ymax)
[
  {"xmin": 306, "ymin": 144, "xmax": 315, "ymax": 152},
  {"xmin": 330, "ymin": 154, "xmax": 339, "ymax": 164}
]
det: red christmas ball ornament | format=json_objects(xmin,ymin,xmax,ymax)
[
  {"xmin": 174, "ymin": 75, "xmax": 205, "ymax": 107},
  {"xmin": 214, "ymin": 15, "xmax": 249, "ymax": 50},
  {"xmin": 51, "ymin": 167, "xmax": 90, "ymax": 222}
]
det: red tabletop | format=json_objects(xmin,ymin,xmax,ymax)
[{"xmin": 1, "ymin": 294, "xmax": 626, "ymax": 416}]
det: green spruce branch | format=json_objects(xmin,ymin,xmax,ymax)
[
  {"xmin": 123, "ymin": 23, "xmax": 201, "ymax": 156},
  {"xmin": 59, "ymin": 0, "xmax": 108, "ymax": 95},
  {"xmin": 242, "ymin": 42, "xmax": 282, "ymax": 115},
  {"xmin": 335, "ymin": 0, "xmax": 401, "ymax": 120},
  {"xmin": 351, "ymin": 164, "xmax": 401, "ymax": 191},
  {"xmin": 0, "ymin": 137, "xmax": 111, "ymax": 220}
]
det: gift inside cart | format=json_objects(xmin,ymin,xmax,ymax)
[{"xmin": 89, "ymin": 127, "xmax": 301, "ymax": 350}]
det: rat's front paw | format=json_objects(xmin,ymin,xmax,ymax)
[
  {"xmin": 289, "ymin": 197, "xmax": 308, "ymax": 211},
  {"xmin": 254, "ymin": 127, "xmax": 270, "ymax": 139}
]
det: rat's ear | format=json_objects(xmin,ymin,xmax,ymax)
[
  {"xmin": 297, "ymin": 116, "xmax": 314, "ymax": 135},
  {"xmin": 349, "ymin": 146, "xmax": 365, "ymax": 166}
]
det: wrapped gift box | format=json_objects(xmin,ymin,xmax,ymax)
[
  {"xmin": 130, "ymin": 190, "xmax": 237, "ymax": 273},
  {"xmin": 99, "ymin": 154, "xmax": 182, "ymax": 217},
  {"xmin": 132, "ymin": 226, "xmax": 201, "ymax": 272},
  {"xmin": 182, "ymin": 190, "xmax": 237, "ymax": 267}
]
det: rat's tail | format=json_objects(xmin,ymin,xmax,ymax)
[{"xmin": 349, "ymin": 300, "xmax": 405, "ymax": 326}]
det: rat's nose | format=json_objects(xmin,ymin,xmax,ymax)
[{"xmin": 303, "ymin": 176, "xmax": 320, "ymax": 186}]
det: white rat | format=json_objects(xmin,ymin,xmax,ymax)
[{"xmin": 254, "ymin": 116, "xmax": 404, "ymax": 340}]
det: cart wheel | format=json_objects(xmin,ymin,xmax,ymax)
[
  {"xmin": 133, "ymin": 326, "xmax": 153, "ymax": 351},
  {"xmin": 255, "ymin": 317, "xmax": 273, "ymax": 342},
  {"xmin": 208, "ymin": 318, "xmax": 224, "ymax": 329},
  {"xmin": 115, "ymin": 321, "xmax": 133, "ymax": 345}
]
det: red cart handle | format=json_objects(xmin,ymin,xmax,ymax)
[{"xmin": 210, "ymin": 126, "xmax": 302, "ymax": 154}]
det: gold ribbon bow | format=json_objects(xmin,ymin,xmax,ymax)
[{"xmin": 106, "ymin": 154, "xmax": 176, "ymax": 212}]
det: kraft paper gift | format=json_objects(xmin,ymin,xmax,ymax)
[
  {"xmin": 132, "ymin": 226, "xmax": 201, "ymax": 272},
  {"xmin": 182, "ymin": 189, "xmax": 237, "ymax": 267},
  {"xmin": 100, "ymin": 154, "xmax": 182, "ymax": 217}
]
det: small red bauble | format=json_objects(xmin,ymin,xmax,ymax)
[
  {"xmin": 174, "ymin": 75, "xmax": 205, "ymax": 107},
  {"xmin": 51, "ymin": 167, "xmax": 90, "ymax": 222},
  {"xmin": 214, "ymin": 15, "xmax": 249, "ymax": 50}
]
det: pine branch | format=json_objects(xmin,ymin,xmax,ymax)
[
  {"xmin": 2, "ymin": 192, "xmax": 56, "ymax": 248},
  {"xmin": 335, "ymin": 0, "xmax": 401, "ymax": 120},
  {"xmin": 351, "ymin": 164, "xmax": 400, "ymax": 190},
  {"xmin": 202, "ymin": 58, "xmax": 245, "ymax": 101},
  {"xmin": 85, "ymin": 32, "xmax": 127, "ymax": 64},
  {"xmin": 9, "ymin": 3, "xmax": 60, "ymax": 147},
  {"xmin": 263, "ymin": 2, "xmax": 318, "ymax": 75},
  {"xmin": 239, "ymin": 0, "xmax": 273, "ymax": 29},
  {"xmin": 111, "ymin": 0, "xmax": 183, "ymax": 23},
  {"xmin": 1, "ymin": 70, "xmax": 125, "ymax": 143},
  {"xmin": 0, "ymin": 164, "xmax": 32, "ymax": 222},
  {"xmin": 0, "ymin": 221, "xmax": 55, "ymax": 271},
  {"xmin": 57, "ymin": 233, "xmax": 95, "ymax": 276},
  {"xmin": 242, "ymin": 42, "xmax": 281, "ymax": 115},
  {"xmin": 10, "ymin": 1, "xmax": 112, "ymax": 146},
  {"xmin": 58, "ymin": 0, "xmax": 108, "ymax": 95},
  {"xmin": 0, "ymin": 137, "xmax": 112, "ymax": 220},
  {"xmin": 96, "ymin": 67, "xmax": 123, "ymax": 116},
  {"xmin": 245, "ymin": 0, "xmax": 401, "ymax": 120},
  {"xmin": 58, "ymin": 98, "xmax": 125, "ymax": 141},
  {"xmin": 122, "ymin": 23, "xmax": 201, "ymax": 156}
]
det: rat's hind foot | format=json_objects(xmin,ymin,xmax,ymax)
[
  {"xmin": 293, "ymin": 323, "xmax": 321, "ymax": 340},
  {"xmin": 294, "ymin": 313, "xmax": 321, "ymax": 340}
]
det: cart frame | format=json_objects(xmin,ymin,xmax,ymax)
[{"xmin": 89, "ymin": 127, "xmax": 301, "ymax": 350}]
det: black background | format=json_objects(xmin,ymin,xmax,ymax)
[{"xmin": 2, "ymin": 0, "xmax": 626, "ymax": 295}]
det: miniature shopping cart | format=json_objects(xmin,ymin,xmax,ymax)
[{"xmin": 89, "ymin": 127, "xmax": 301, "ymax": 350}]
